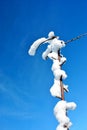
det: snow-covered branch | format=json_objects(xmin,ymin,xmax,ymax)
[
  {"xmin": 28, "ymin": 31, "xmax": 77, "ymax": 130},
  {"xmin": 54, "ymin": 100, "xmax": 76, "ymax": 129},
  {"xmin": 28, "ymin": 37, "xmax": 47, "ymax": 55}
]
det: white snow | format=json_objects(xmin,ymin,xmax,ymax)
[
  {"xmin": 42, "ymin": 31, "xmax": 66, "ymax": 60},
  {"xmin": 54, "ymin": 100, "xmax": 76, "ymax": 129},
  {"xmin": 66, "ymin": 102, "xmax": 77, "ymax": 110},
  {"xmin": 56, "ymin": 124, "xmax": 68, "ymax": 130},
  {"xmin": 48, "ymin": 52, "xmax": 58, "ymax": 60},
  {"xmin": 42, "ymin": 39, "xmax": 66, "ymax": 60},
  {"xmin": 50, "ymin": 55, "xmax": 68, "ymax": 98},
  {"xmin": 50, "ymin": 80, "xmax": 61, "ymax": 98},
  {"xmin": 50, "ymin": 79, "xmax": 69, "ymax": 98},
  {"xmin": 63, "ymin": 84, "xmax": 69, "ymax": 92},
  {"xmin": 51, "ymin": 57, "xmax": 66, "ymax": 71},
  {"xmin": 28, "ymin": 31, "xmax": 76, "ymax": 130},
  {"xmin": 51, "ymin": 59, "xmax": 61, "ymax": 71},
  {"xmin": 42, "ymin": 45, "xmax": 52, "ymax": 60},
  {"xmin": 28, "ymin": 31, "xmax": 66, "ymax": 59},
  {"xmin": 59, "ymin": 57, "xmax": 66, "ymax": 65},
  {"xmin": 53, "ymin": 69, "xmax": 67, "ymax": 80},
  {"xmin": 50, "ymin": 39, "xmax": 65, "ymax": 50},
  {"xmin": 48, "ymin": 31, "xmax": 55, "ymax": 38},
  {"xmin": 28, "ymin": 37, "xmax": 47, "ymax": 56}
]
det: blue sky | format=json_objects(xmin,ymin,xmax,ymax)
[{"xmin": 0, "ymin": 0, "xmax": 87, "ymax": 130}]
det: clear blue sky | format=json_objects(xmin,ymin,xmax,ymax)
[{"xmin": 0, "ymin": 0, "xmax": 87, "ymax": 130}]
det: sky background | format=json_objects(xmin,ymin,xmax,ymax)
[{"xmin": 0, "ymin": 0, "xmax": 87, "ymax": 130}]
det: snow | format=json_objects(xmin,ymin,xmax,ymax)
[
  {"xmin": 28, "ymin": 37, "xmax": 47, "ymax": 55},
  {"xmin": 50, "ymin": 79, "xmax": 69, "ymax": 98},
  {"xmin": 53, "ymin": 69, "xmax": 67, "ymax": 80},
  {"xmin": 63, "ymin": 84, "xmax": 69, "ymax": 92},
  {"xmin": 59, "ymin": 57, "xmax": 67, "ymax": 65},
  {"xmin": 56, "ymin": 124, "xmax": 68, "ymax": 130},
  {"xmin": 54, "ymin": 100, "xmax": 76, "ymax": 129},
  {"xmin": 28, "ymin": 31, "xmax": 66, "ymax": 58},
  {"xmin": 28, "ymin": 31, "xmax": 77, "ymax": 130},
  {"xmin": 51, "ymin": 60, "xmax": 61, "ymax": 71},
  {"xmin": 50, "ymin": 39, "xmax": 65, "ymax": 50},
  {"xmin": 50, "ymin": 80, "xmax": 61, "ymax": 98},
  {"xmin": 51, "ymin": 57, "xmax": 66, "ymax": 71},
  {"xmin": 48, "ymin": 31, "xmax": 55, "ymax": 38},
  {"xmin": 42, "ymin": 38, "xmax": 66, "ymax": 60},
  {"xmin": 42, "ymin": 45, "xmax": 52, "ymax": 60},
  {"xmin": 66, "ymin": 102, "xmax": 77, "ymax": 110},
  {"xmin": 50, "ymin": 55, "xmax": 68, "ymax": 98}
]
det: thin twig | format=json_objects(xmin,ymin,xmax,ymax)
[{"xmin": 65, "ymin": 33, "xmax": 87, "ymax": 44}]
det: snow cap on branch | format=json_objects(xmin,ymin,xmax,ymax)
[
  {"xmin": 42, "ymin": 41, "xmax": 66, "ymax": 60},
  {"xmin": 51, "ymin": 57, "xmax": 66, "ymax": 71},
  {"xmin": 50, "ymin": 80, "xmax": 61, "ymax": 98},
  {"xmin": 54, "ymin": 100, "xmax": 76, "ymax": 128},
  {"xmin": 42, "ymin": 45, "xmax": 52, "ymax": 60},
  {"xmin": 48, "ymin": 31, "xmax": 55, "ymax": 38},
  {"xmin": 50, "ymin": 79, "xmax": 69, "ymax": 98},
  {"xmin": 28, "ymin": 31, "xmax": 77, "ymax": 130},
  {"xmin": 48, "ymin": 31, "xmax": 59, "ymax": 39},
  {"xmin": 28, "ymin": 37, "xmax": 47, "ymax": 56},
  {"xmin": 56, "ymin": 124, "xmax": 68, "ymax": 130},
  {"xmin": 53, "ymin": 69, "xmax": 67, "ymax": 80},
  {"xmin": 28, "ymin": 31, "xmax": 66, "ymax": 60}
]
